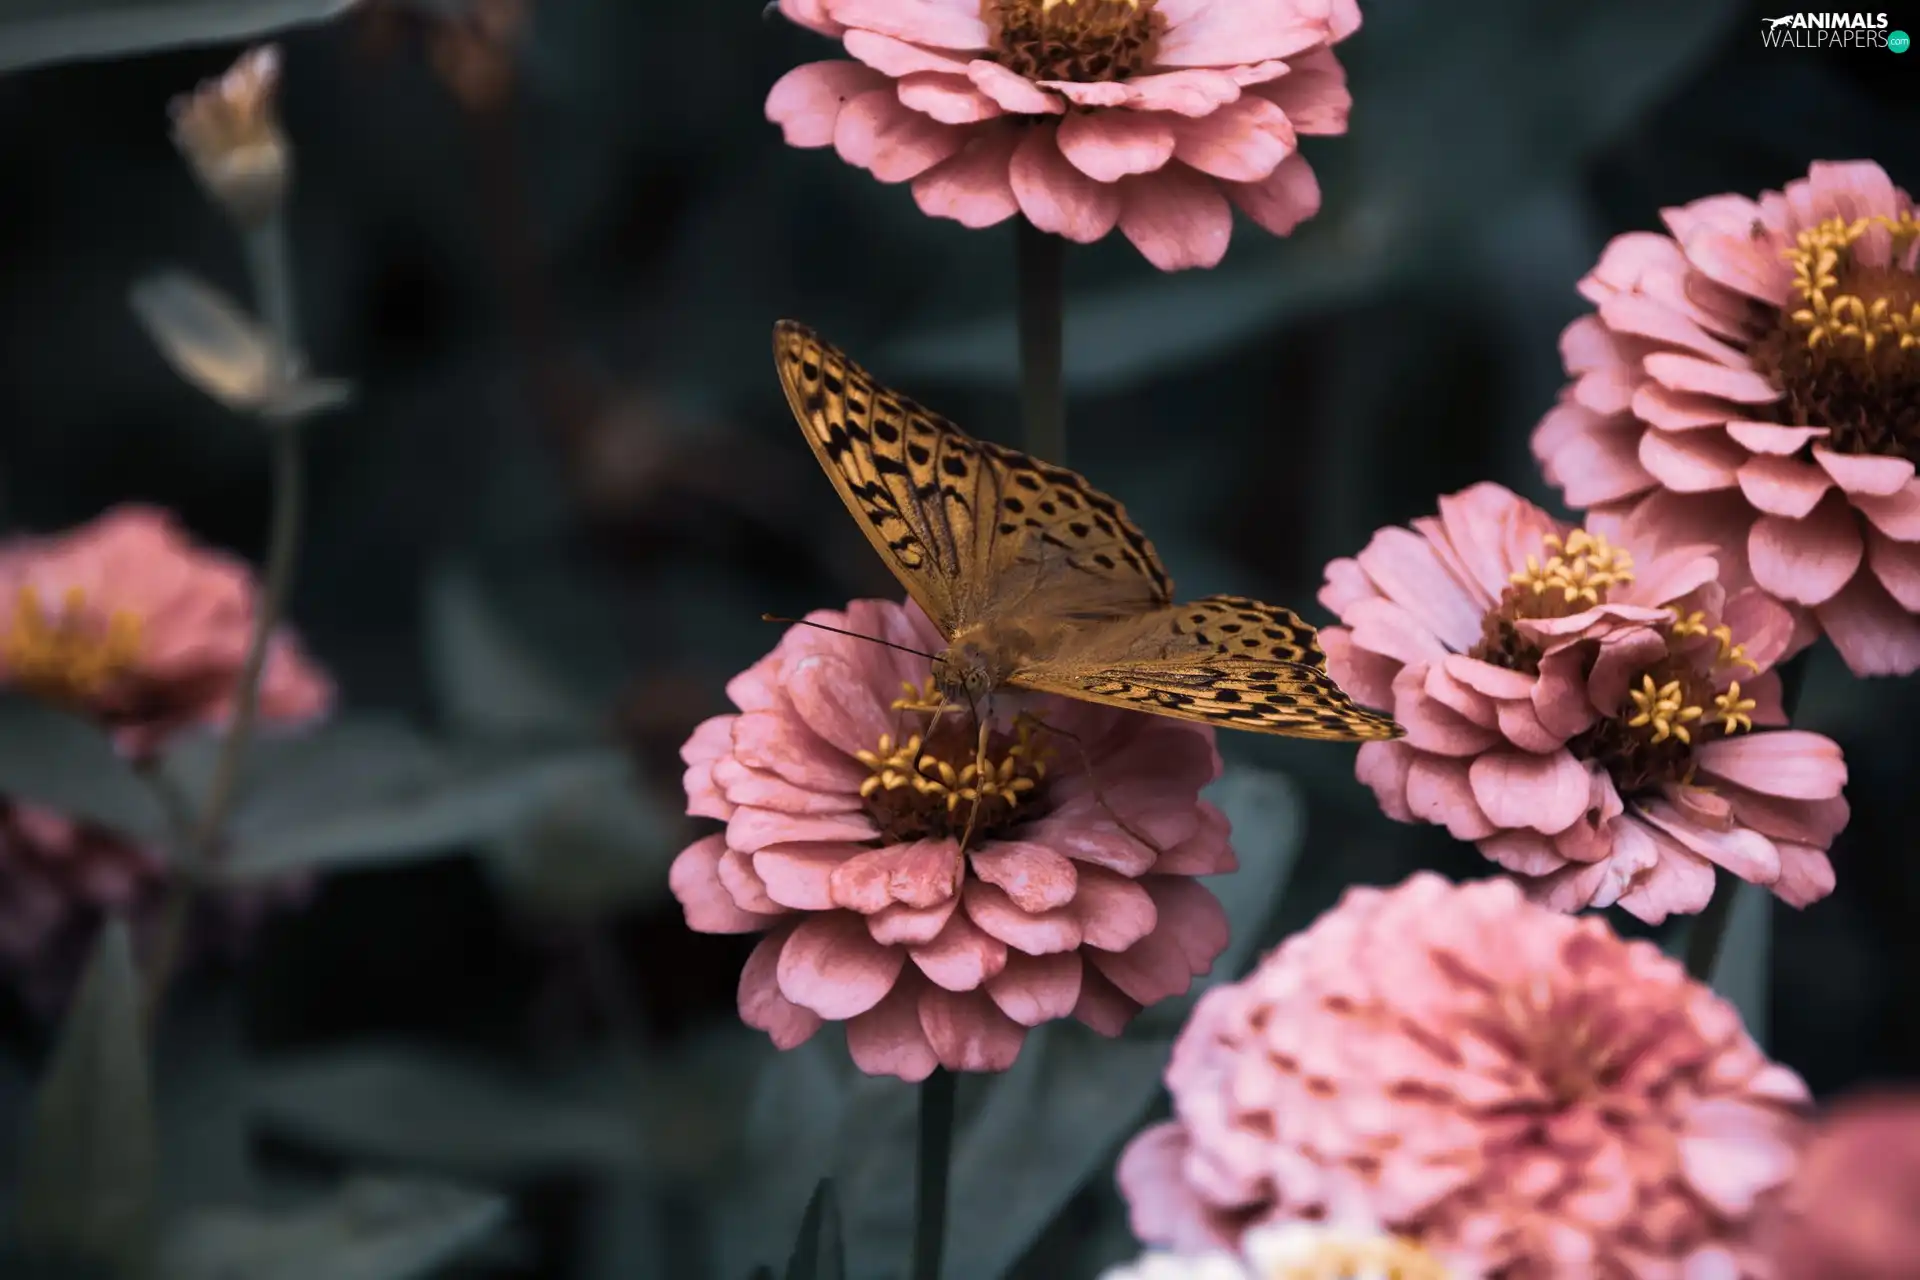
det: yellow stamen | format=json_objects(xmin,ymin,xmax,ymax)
[
  {"xmin": 1783, "ymin": 214, "xmax": 1920, "ymax": 356},
  {"xmin": 1251, "ymin": 1231, "xmax": 1456, "ymax": 1280},
  {"xmin": 1709, "ymin": 681, "xmax": 1758, "ymax": 735},
  {"xmin": 1, "ymin": 585, "xmax": 142, "ymax": 706},
  {"xmin": 1625, "ymin": 674, "xmax": 1703, "ymax": 746},
  {"xmin": 893, "ymin": 677, "xmax": 961, "ymax": 716},
  {"xmin": 1508, "ymin": 529, "xmax": 1635, "ymax": 606}
]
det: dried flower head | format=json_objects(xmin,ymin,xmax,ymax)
[
  {"xmin": 765, "ymin": 0, "xmax": 1357, "ymax": 270},
  {"xmin": 0, "ymin": 505, "xmax": 333, "ymax": 758},
  {"xmin": 1531, "ymin": 160, "xmax": 1920, "ymax": 675},
  {"xmin": 1317, "ymin": 483, "xmax": 1846, "ymax": 923},
  {"xmin": 670, "ymin": 598, "xmax": 1235, "ymax": 1078},
  {"xmin": 170, "ymin": 45, "xmax": 289, "ymax": 225},
  {"xmin": 1117, "ymin": 873, "xmax": 1809, "ymax": 1276}
]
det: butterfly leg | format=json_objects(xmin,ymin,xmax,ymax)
[
  {"xmin": 956, "ymin": 713, "xmax": 991, "ymax": 853},
  {"xmin": 1016, "ymin": 712, "xmax": 1165, "ymax": 859}
]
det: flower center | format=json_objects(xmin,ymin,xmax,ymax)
[
  {"xmin": 983, "ymin": 0, "xmax": 1162, "ymax": 84},
  {"xmin": 1753, "ymin": 212, "xmax": 1920, "ymax": 460},
  {"xmin": 853, "ymin": 678, "xmax": 1052, "ymax": 844},
  {"xmin": 1, "ymin": 585, "xmax": 143, "ymax": 707},
  {"xmin": 1470, "ymin": 529, "xmax": 1636, "ymax": 673},
  {"xmin": 1569, "ymin": 609, "xmax": 1759, "ymax": 795}
]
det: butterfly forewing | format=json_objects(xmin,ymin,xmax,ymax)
[
  {"xmin": 1017, "ymin": 654, "xmax": 1403, "ymax": 740},
  {"xmin": 774, "ymin": 321, "xmax": 1174, "ymax": 633}
]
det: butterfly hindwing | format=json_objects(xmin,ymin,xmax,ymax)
[{"xmin": 1013, "ymin": 653, "xmax": 1402, "ymax": 741}]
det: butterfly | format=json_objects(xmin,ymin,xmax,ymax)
[{"xmin": 772, "ymin": 320, "xmax": 1404, "ymax": 744}]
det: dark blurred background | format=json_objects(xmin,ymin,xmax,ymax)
[{"xmin": 0, "ymin": 0, "xmax": 1915, "ymax": 1275}]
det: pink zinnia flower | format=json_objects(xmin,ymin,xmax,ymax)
[
  {"xmin": 765, "ymin": 0, "xmax": 1358, "ymax": 270},
  {"xmin": 1761, "ymin": 1090, "xmax": 1920, "ymax": 1280},
  {"xmin": 0, "ymin": 505, "xmax": 333, "ymax": 756},
  {"xmin": 668, "ymin": 598, "xmax": 1234, "ymax": 1079},
  {"xmin": 1531, "ymin": 160, "xmax": 1920, "ymax": 676},
  {"xmin": 1116, "ymin": 873, "xmax": 1810, "ymax": 1276},
  {"xmin": 1318, "ymin": 482, "xmax": 1847, "ymax": 923}
]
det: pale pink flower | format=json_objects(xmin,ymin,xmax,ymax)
[
  {"xmin": 1317, "ymin": 482, "xmax": 1847, "ymax": 924},
  {"xmin": 1116, "ymin": 873, "xmax": 1810, "ymax": 1277},
  {"xmin": 1761, "ymin": 1090, "xmax": 1920, "ymax": 1280},
  {"xmin": 668, "ymin": 598, "xmax": 1234, "ymax": 1079},
  {"xmin": 0, "ymin": 803, "xmax": 306, "ymax": 1008},
  {"xmin": 0, "ymin": 505, "xmax": 333, "ymax": 756},
  {"xmin": 765, "ymin": 0, "xmax": 1358, "ymax": 271},
  {"xmin": 1530, "ymin": 160, "xmax": 1920, "ymax": 676}
]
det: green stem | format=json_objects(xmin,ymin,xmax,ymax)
[
  {"xmin": 1015, "ymin": 219, "xmax": 1066, "ymax": 465},
  {"xmin": 143, "ymin": 215, "xmax": 308, "ymax": 1031},
  {"xmin": 910, "ymin": 1067, "xmax": 957, "ymax": 1280},
  {"xmin": 1684, "ymin": 650, "xmax": 1813, "ymax": 984}
]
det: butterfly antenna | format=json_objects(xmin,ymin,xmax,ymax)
[
  {"xmin": 1018, "ymin": 713, "xmax": 1164, "ymax": 858},
  {"xmin": 760, "ymin": 614, "xmax": 939, "ymax": 660}
]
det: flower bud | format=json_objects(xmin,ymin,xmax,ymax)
[{"xmin": 169, "ymin": 45, "xmax": 289, "ymax": 227}]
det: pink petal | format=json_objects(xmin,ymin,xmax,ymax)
[
  {"xmin": 910, "ymin": 908, "xmax": 1010, "ymax": 991},
  {"xmin": 1121, "ymin": 69, "xmax": 1242, "ymax": 116},
  {"xmin": 1772, "ymin": 842, "xmax": 1837, "ymax": 907},
  {"xmin": 1009, "ymin": 124, "xmax": 1123, "ymax": 242},
  {"xmin": 684, "ymin": 759, "xmax": 732, "ymax": 821},
  {"xmin": 965, "ymin": 59, "xmax": 1062, "ymax": 113},
  {"xmin": 1642, "ymin": 352, "xmax": 1781, "ymax": 403},
  {"xmin": 670, "ymin": 836, "xmax": 783, "ymax": 933},
  {"xmin": 766, "ymin": 61, "xmax": 888, "ymax": 148},
  {"xmin": 1868, "ymin": 527, "xmax": 1920, "ymax": 611},
  {"xmin": 1748, "ymin": 494, "xmax": 1864, "ymax": 607},
  {"xmin": 1041, "ymin": 79, "xmax": 1130, "ymax": 108},
  {"xmin": 846, "ymin": 979, "xmax": 939, "ymax": 1080},
  {"xmin": 912, "ymin": 124, "xmax": 1021, "ymax": 228},
  {"xmin": 842, "ymin": 28, "xmax": 968, "ymax": 76},
  {"xmin": 1632, "ymin": 386, "xmax": 1736, "ymax": 432},
  {"xmin": 827, "ymin": 838, "xmax": 959, "ymax": 912},
  {"xmin": 1736, "ymin": 455, "xmax": 1832, "ymax": 519},
  {"xmin": 1343, "ymin": 597, "xmax": 1452, "ymax": 669},
  {"xmin": 1117, "ymin": 167, "xmax": 1233, "ymax": 271},
  {"xmin": 1498, "ymin": 697, "xmax": 1573, "ymax": 754},
  {"xmin": 740, "ymin": 928, "xmax": 825, "ymax": 1049},
  {"xmin": 1637, "ymin": 801, "xmax": 1780, "ymax": 887},
  {"xmin": 730, "ymin": 710, "xmax": 867, "ymax": 793},
  {"xmin": 918, "ymin": 986, "xmax": 1027, "ymax": 1071},
  {"xmin": 1854, "ymin": 481, "xmax": 1920, "ymax": 540},
  {"xmin": 776, "ymin": 0, "xmax": 842, "ymax": 38},
  {"xmin": 1143, "ymin": 877, "xmax": 1229, "ymax": 975},
  {"xmin": 1423, "ymin": 661, "xmax": 1498, "ymax": 729},
  {"xmin": 776, "ymin": 912, "xmax": 906, "ymax": 1019},
  {"xmin": 681, "ymin": 714, "xmax": 734, "ymax": 765},
  {"xmin": 1638, "ymin": 428, "xmax": 1745, "ymax": 492},
  {"xmin": 1056, "ymin": 109, "xmax": 1176, "ymax": 182},
  {"xmin": 1542, "ymin": 414, "xmax": 1656, "ymax": 507},
  {"xmin": 1726, "ymin": 421, "xmax": 1828, "ymax": 455},
  {"xmin": 1155, "ymin": 2, "xmax": 1330, "ymax": 66},
  {"xmin": 964, "ymin": 880, "xmax": 1083, "ymax": 955},
  {"xmin": 1478, "ymin": 828, "xmax": 1567, "ymax": 876},
  {"xmin": 1813, "ymin": 447, "xmax": 1915, "ymax": 496},
  {"xmin": 868, "ymin": 893, "xmax": 960, "ymax": 945},
  {"xmin": 711, "ymin": 756, "xmax": 861, "ymax": 815},
  {"xmin": 1681, "ymin": 230, "xmax": 1792, "ymax": 308},
  {"xmin": 1150, "ymin": 801, "xmax": 1235, "ymax": 877},
  {"xmin": 1070, "ymin": 866, "xmax": 1159, "ymax": 951},
  {"xmin": 823, "ymin": 0, "xmax": 990, "ymax": 49},
  {"xmin": 1469, "ymin": 749, "xmax": 1592, "ymax": 835},
  {"xmin": 1226, "ymin": 151, "xmax": 1319, "ymax": 237},
  {"xmin": 720, "ymin": 845, "xmax": 786, "ymax": 913},
  {"xmin": 1615, "ymin": 830, "xmax": 1716, "ymax": 925},
  {"xmin": 1072, "ymin": 966, "xmax": 1140, "ymax": 1037},
  {"xmin": 1722, "ymin": 588, "xmax": 1797, "ymax": 674},
  {"xmin": 897, "ymin": 72, "xmax": 1004, "ymax": 123},
  {"xmin": 1087, "ymin": 925, "xmax": 1200, "ymax": 1007},
  {"xmin": 1815, "ymin": 574, "xmax": 1920, "ymax": 677},
  {"xmin": 834, "ymin": 88, "xmax": 968, "ymax": 182},
  {"xmin": 1405, "ymin": 755, "xmax": 1495, "ymax": 842},
  {"xmin": 968, "ymin": 839, "xmax": 1079, "ymax": 912},
  {"xmin": 1355, "ymin": 526, "xmax": 1484, "ymax": 652},
  {"xmin": 1695, "ymin": 731, "xmax": 1847, "ymax": 801},
  {"xmin": 727, "ymin": 806, "xmax": 877, "ymax": 855},
  {"xmin": 985, "ymin": 951, "xmax": 1083, "ymax": 1026},
  {"xmin": 1169, "ymin": 95, "xmax": 1295, "ymax": 182},
  {"xmin": 1356, "ymin": 740, "xmax": 1416, "ymax": 823},
  {"xmin": 1397, "ymin": 682, "xmax": 1502, "ymax": 758}
]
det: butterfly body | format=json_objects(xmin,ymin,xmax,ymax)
[{"xmin": 774, "ymin": 320, "xmax": 1404, "ymax": 744}]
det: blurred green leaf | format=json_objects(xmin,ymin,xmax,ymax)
[
  {"xmin": 160, "ymin": 718, "xmax": 634, "ymax": 880},
  {"xmin": 13, "ymin": 920, "xmax": 156, "ymax": 1273},
  {"xmin": 783, "ymin": 1179, "xmax": 845, "ymax": 1280},
  {"xmin": 129, "ymin": 273, "xmax": 352, "ymax": 425},
  {"xmin": 481, "ymin": 760, "xmax": 680, "ymax": 918},
  {"xmin": 248, "ymin": 1045, "xmax": 646, "ymax": 1178},
  {"xmin": 154, "ymin": 1177, "xmax": 507, "ymax": 1280},
  {"xmin": 422, "ymin": 562, "xmax": 597, "ymax": 742},
  {"xmin": 0, "ymin": 694, "xmax": 171, "ymax": 844},
  {"xmin": 0, "ymin": 0, "xmax": 354, "ymax": 73}
]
